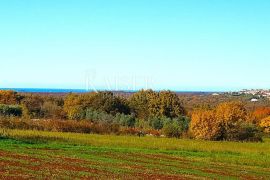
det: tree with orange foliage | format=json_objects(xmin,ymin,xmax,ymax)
[
  {"xmin": 252, "ymin": 107, "xmax": 270, "ymax": 123},
  {"xmin": 0, "ymin": 90, "xmax": 22, "ymax": 105}
]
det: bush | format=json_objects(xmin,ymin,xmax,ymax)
[
  {"xmin": 86, "ymin": 108, "xmax": 136, "ymax": 127},
  {"xmin": 162, "ymin": 120, "xmax": 182, "ymax": 138},
  {"xmin": 85, "ymin": 108, "xmax": 114, "ymax": 123},
  {"xmin": 173, "ymin": 116, "xmax": 190, "ymax": 133},
  {"xmin": 225, "ymin": 122, "xmax": 262, "ymax": 142},
  {"xmin": 41, "ymin": 101, "xmax": 66, "ymax": 119},
  {"xmin": 149, "ymin": 117, "xmax": 164, "ymax": 130},
  {"xmin": 114, "ymin": 113, "xmax": 136, "ymax": 127},
  {"xmin": 0, "ymin": 116, "xmax": 121, "ymax": 135},
  {"xmin": 0, "ymin": 104, "xmax": 22, "ymax": 117},
  {"xmin": 21, "ymin": 95, "xmax": 44, "ymax": 118},
  {"xmin": 135, "ymin": 119, "xmax": 150, "ymax": 129},
  {"xmin": 90, "ymin": 122, "xmax": 120, "ymax": 134},
  {"xmin": 68, "ymin": 106, "xmax": 85, "ymax": 120},
  {"xmin": 148, "ymin": 116, "xmax": 189, "ymax": 136},
  {"xmin": 38, "ymin": 120, "xmax": 93, "ymax": 133}
]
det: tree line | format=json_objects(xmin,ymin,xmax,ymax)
[{"xmin": 0, "ymin": 90, "xmax": 269, "ymax": 141}]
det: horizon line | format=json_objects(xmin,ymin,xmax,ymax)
[{"xmin": 1, "ymin": 87, "xmax": 269, "ymax": 93}]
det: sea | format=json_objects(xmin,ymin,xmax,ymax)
[
  {"xmin": 0, "ymin": 88, "xmax": 216, "ymax": 94},
  {"xmin": 0, "ymin": 88, "xmax": 88, "ymax": 93}
]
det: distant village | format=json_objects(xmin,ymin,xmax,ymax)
[
  {"xmin": 212, "ymin": 89, "xmax": 270, "ymax": 102},
  {"xmin": 231, "ymin": 89, "xmax": 270, "ymax": 101},
  {"xmin": 239, "ymin": 89, "xmax": 270, "ymax": 97}
]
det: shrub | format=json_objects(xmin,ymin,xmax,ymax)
[
  {"xmin": 21, "ymin": 95, "xmax": 44, "ymax": 118},
  {"xmin": 114, "ymin": 113, "xmax": 136, "ymax": 127},
  {"xmin": 148, "ymin": 116, "xmax": 189, "ymax": 136},
  {"xmin": 0, "ymin": 104, "xmax": 22, "ymax": 117},
  {"xmin": 162, "ymin": 120, "xmax": 182, "ymax": 138},
  {"xmin": 173, "ymin": 116, "xmax": 190, "ymax": 133},
  {"xmin": 149, "ymin": 117, "xmax": 164, "ymax": 130},
  {"xmin": 135, "ymin": 119, "xmax": 150, "ymax": 129},
  {"xmin": 86, "ymin": 108, "xmax": 136, "ymax": 127},
  {"xmin": 90, "ymin": 122, "xmax": 120, "ymax": 134},
  {"xmin": 85, "ymin": 108, "xmax": 114, "ymax": 123},
  {"xmin": 68, "ymin": 106, "xmax": 85, "ymax": 120},
  {"xmin": 41, "ymin": 101, "xmax": 66, "ymax": 119},
  {"xmin": 226, "ymin": 122, "xmax": 262, "ymax": 142},
  {"xmin": 85, "ymin": 108, "xmax": 101, "ymax": 121},
  {"xmin": 38, "ymin": 120, "xmax": 93, "ymax": 133},
  {"xmin": 0, "ymin": 116, "xmax": 121, "ymax": 135}
]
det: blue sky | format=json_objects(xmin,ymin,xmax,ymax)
[{"xmin": 0, "ymin": 0, "xmax": 270, "ymax": 91}]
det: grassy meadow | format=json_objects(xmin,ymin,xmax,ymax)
[{"xmin": 0, "ymin": 129, "xmax": 269, "ymax": 179}]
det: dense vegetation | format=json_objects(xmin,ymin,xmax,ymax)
[
  {"xmin": 190, "ymin": 101, "xmax": 262, "ymax": 141},
  {"xmin": 0, "ymin": 90, "xmax": 269, "ymax": 141}
]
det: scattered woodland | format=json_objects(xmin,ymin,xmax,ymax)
[{"xmin": 0, "ymin": 90, "xmax": 269, "ymax": 142}]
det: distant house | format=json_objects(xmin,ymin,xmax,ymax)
[
  {"xmin": 212, "ymin": 93, "xmax": 219, "ymax": 96},
  {"xmin": 250, "ymin": 98, "xmax": 258, "ymax": 102}
]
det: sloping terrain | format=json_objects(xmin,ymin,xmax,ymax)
[{"xmin": 0, "ymin": 130, "xmax": 269, "ymax": 179}]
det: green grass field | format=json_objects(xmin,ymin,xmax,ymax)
[{"xmin": 0, "ymin": 129, "xmax": 270, "ymax": 179}]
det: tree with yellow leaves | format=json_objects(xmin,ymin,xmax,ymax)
[
  {"xmin": 190, "ymin": 101, "xmax": 262, "ymax": 141},
  {"xmin": 259, "ymin": 116, "xmax": 270, "ymax": 133},
  {"xmin": 190, "ymin": 109, "xmax": 223, "ymax": 140}
]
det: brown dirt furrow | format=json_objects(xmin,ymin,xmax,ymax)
[
  {"xmin": 0, "ymin": 150, "xmax": 41, "ymax": 163},
  {"xmin": 131, "ymin": 172, "xmax": 197, "ymax": 180}
]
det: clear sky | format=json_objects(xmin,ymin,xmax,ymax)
[{"xmin": 0, "ymin": 0, "xmax": 270, "ymax": 91}]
